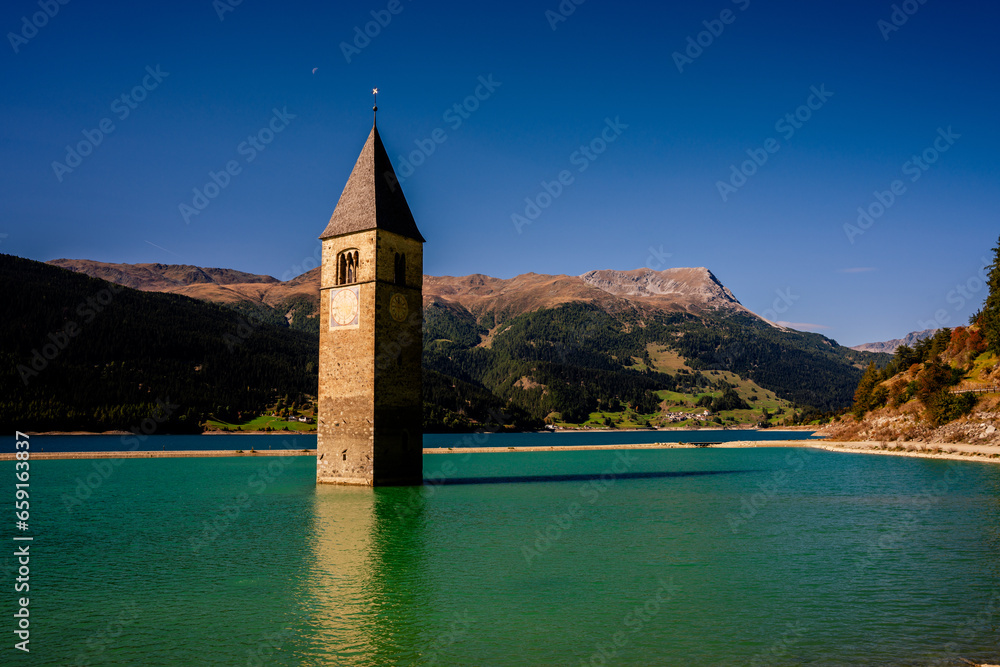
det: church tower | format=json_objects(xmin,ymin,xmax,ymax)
[{"xmin": 316, "ymin": 104, "xmax": 425, "ymax": 486}]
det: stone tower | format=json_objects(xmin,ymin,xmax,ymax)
[{"xmin": 316, "ymin": 116, "xmax": 425, "ymax": 486}]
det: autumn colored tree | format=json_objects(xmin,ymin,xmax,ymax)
[
  {"xmin": 967, "ymin": 329, "xmax": 987, "ymax": 355},
  {"xmin": 950, "ymin": 326, "xmax": 969, "ymax": 352},
  {"xmin": 948, "ymin": 326, "xmax": 988, "ymax": 365}
]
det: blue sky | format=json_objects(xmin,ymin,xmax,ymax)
[{"xmin": 1, "ymin": 0, "xmax": 998, "ymax": 346}]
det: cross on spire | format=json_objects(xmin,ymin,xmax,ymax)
[{"xmin": 372, "ymin": 87, "xmax": 379, "ymax": 125}]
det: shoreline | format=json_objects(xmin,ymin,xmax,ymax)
[
  {"xmin": 1, "ymin": 442, "xmax": 792, "ymax": 460},
  {"xmin": 5, "ymin": 439, "xmax": 999, "ymax": 464},
  {"xmin": 423, "ymin": 441, "xmax": 805, "ymax": 454},
  {"xmin": 19, "ymin": 426, "xmax": 818, "ymax": 437},
  {"xmin": 7, "ymin": 440, "xmax": 1000, "ymax": 463},
  {"xmin": 805, "ymin": 440, "xmax": 1000, "ymax": 465}
]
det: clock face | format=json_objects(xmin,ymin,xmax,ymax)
[
  {"xmin": 330, "ymin": 287, "xmax": 360, "ymax": 329},
  {"xmin": 389, "ymin": 293, "xmax": 408, "ymax": 322}
]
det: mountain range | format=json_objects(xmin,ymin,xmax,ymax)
[
  {"xmin": 29, "ymin": 258, "xmax": 885, "ymax": 431},
  {"xmin": 849, "ymin": 329, "xmax": 940, "ymax": 355},
  {"xmin": 48, "ymin": 259, "xmax": 765, "ymax": 327},
  {"xmin": 1, "ymin": 255, "xmax": 318, "ymax": 433},
  {"xmin": 47, "ymin": 259, "xmax": 321, "ymax": 330}
]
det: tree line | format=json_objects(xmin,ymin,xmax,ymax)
[{"xmin": 850, "ymin": 235, "xmax": 1000, "ymax": 427}]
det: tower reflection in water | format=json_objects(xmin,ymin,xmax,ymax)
[{"xmin": 295, "ymin": 485, "xmax": 433, "ymax": 665}]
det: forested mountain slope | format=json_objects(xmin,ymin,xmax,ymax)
[
  {"xmin": 14, "ymin": 256, "xmax": 886, "ymax": 432},
  {"xmin": 1, "ymin": 254, "xmax": 317, "ymax": 433}
]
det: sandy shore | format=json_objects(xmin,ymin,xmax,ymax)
[
  {"xmin": 427, "ymin": 438, "xmax": 1000, "ymax": 464},
  {"xmin": 6, "ymin": 442, "xmax": 765, "ymax": 460},
  {"xmin": 6, "ymin": 439, "xmax": 1000, "ymax": 464},
  {"xmin": 422, "ymin": 441, "xmax": 802, "ymax": 454},
  {"xmin": 25, "ymin": 426, "xmax": 818, "ymax": 436},
  {"xmin": 803, "ymin": 440, "xmax": 1000, "ymax": 465}
]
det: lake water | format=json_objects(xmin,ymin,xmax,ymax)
[
  {"xmin": 27, "ymin": 428, "xmax": 818, "ymax": 453},
  {"xmin": 5, "ymin": 435, "xmax": 1000, "ymax": 665}
]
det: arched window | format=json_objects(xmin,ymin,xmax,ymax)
[
  {"xmin": 337, "ymin": 249, "xmax": 359, "ymax": 285},
  {"xmin": 394, "ymin": 252, "xmax": 406, "ymax": 286}
]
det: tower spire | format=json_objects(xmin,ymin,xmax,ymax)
[
  {"xmin": 319, "ymin": 105, "xmax": 425, "ymax": 243},
  {"xmin": 372, "ymin": 87, "xmax": 378, "ymax": 126}
]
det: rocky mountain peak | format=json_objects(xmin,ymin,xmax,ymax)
[{"xmin": 579, "ymin": 267, "xmax": 743, "ymax": 309}]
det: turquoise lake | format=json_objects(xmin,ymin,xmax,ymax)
[
  {"xmin": 26, "ymin": 428, "xmax": 819, "ymax": 452},
  {"xmin": 4, "ymin": 435, "xmax": 1000, "ymax": 665}
]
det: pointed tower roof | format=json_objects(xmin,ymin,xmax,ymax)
[{"xmin": 319, "ymin": 123, "xmax": 425, "ymax": 243}]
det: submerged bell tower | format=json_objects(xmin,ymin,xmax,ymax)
[{"xmin": 316, "ymin": 93, "xmax": 425, "ymax": 486}]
